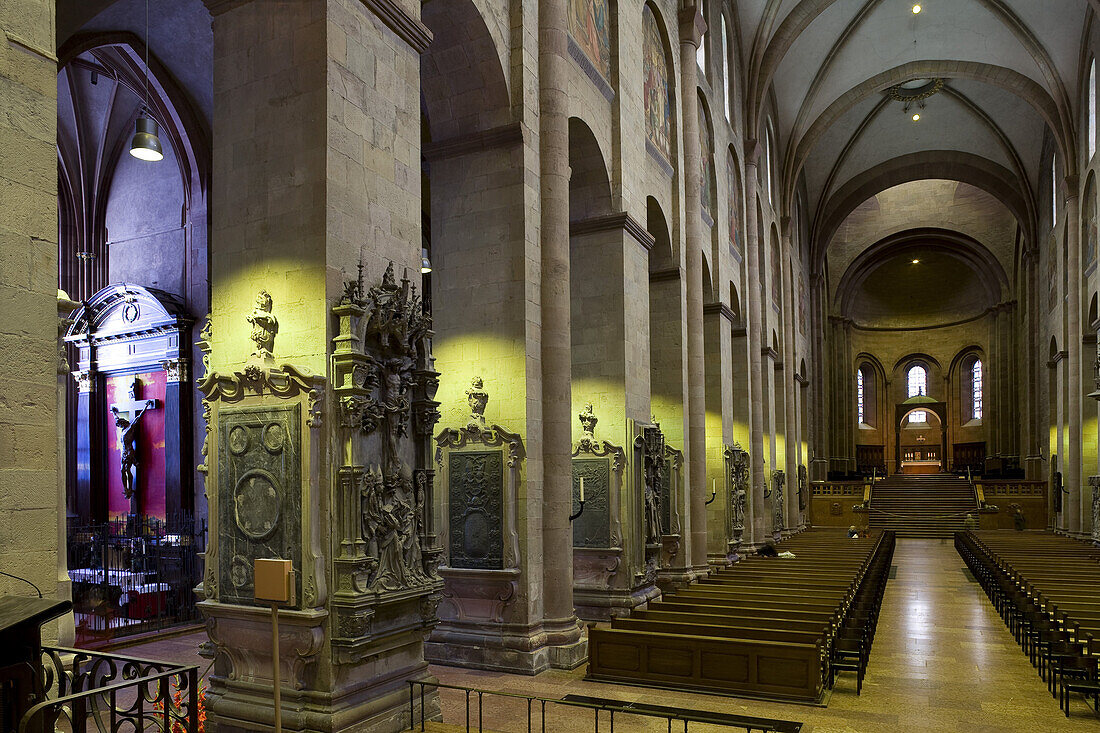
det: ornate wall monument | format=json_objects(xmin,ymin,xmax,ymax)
[
  {"xmin": 199, "ymin": 266, "xmax": 444, "ymax": 732},
  {"xmin": 569, "ymin": 404, "xmax": 650, "ymax": 620},
  {"xmin": 427, "ymin": 376, "xmax": 536, "ymax": 671},
  {"xmin": 709, "ymin": 444, "xmax": 748, "ymax": 565}
]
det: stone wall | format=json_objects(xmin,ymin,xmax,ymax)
[{"xmin": 0, "ymin": 0, "xmax": 61, "ymax": 639}]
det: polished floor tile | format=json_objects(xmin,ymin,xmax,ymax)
[{"xmin": 124, "ymin": 539, "xmax": 1099, "ymax": 731}]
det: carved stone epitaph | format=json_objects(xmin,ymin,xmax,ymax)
[
  {"xmin": 724, "ymin": 444, "xmax": 749, "ymax": 562},
  {"xmin": 217, "ymin": 404, "xmax": 302, "ymax": 606},
  {"xmin": 448, "ymin": 451, "xmax": 505, "ymax": 569},
  {"xmin": 573, "ymin": 458, "xmax": 611, "ymax": 548}
]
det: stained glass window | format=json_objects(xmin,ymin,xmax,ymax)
[
  {"xmin": 857, "ymin": 369, "xmax": 865, "ymax": 424},
  {"xmin": 907, "ymin": 365, "xmax": 927, "ymax": 422},
  {"xmin": 972, "ymin": 359, "xmax": 983, "ymax": 419}
]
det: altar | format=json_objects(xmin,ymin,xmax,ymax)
[{"xmin": 901, "ymin": 461, "xmax": 942, "ymax": 475}]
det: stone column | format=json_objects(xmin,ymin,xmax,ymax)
[
  {"xmin": 677, "ymin": 5, "xmax": 709, "ymax": 574},
  {"xmin": 1023, "ymin": 249, "xmax": 1044, "ymax": 478},
  {"xmin": 538, "ymin": 0, "xmax": 587, "ymax": 664},
  {"xmin": 1066, "ymin": 183, "xmax": 1083, "ymax": 535},
  {"xmin": 199, "ymin": 2, "xmax": 443, "ymax": 730},
  {"xmin": 809, "ymin": 274, "xmax": 828, "ymax": 480},
  {"xmin": 56, "ymin": 294, "xmax": 79, "ymax": 646},
  {"xmin": 780, "ymin": 228, "xmax": 800, "ymax": 530},
  {"xmin": 742, "ymin": 148, "xmax": 767, "ymax": 545},
  {"xmin": 0, "ymin": 0, "xmax": 63, "ymax": 643}
]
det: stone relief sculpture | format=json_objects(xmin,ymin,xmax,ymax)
[
  {"xmin": 797, "ymin": 464, "xmax": 807, "ymax": 512},
  {"xmin": 578, "ymin": 402, "xmax": 598, "ymax": 445},
  {"xmin": 642, "ymin": 422, "xmax": 665, "ymax": 546},
  {"xmin": 330, "ymin": 261, "xmax": 443, "ymax": 662},
  {"xmin": 725, "ymin": 444, "xmax": 748, "ymax": 561},
  {"xmin": 773, "ymin": 469, "xmax": 786, "ymax": 536},
  {"xmin": 247, "ymin": 290, "xmax": 279, "ymax": 362}
]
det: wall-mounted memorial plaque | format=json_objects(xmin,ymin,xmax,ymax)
[
  {"xmin": 573, "ymin": 458, "xmax": 611, "ymax": 548},
  {"xmin": 448, "ymin": 450, "xmax": 505, "ymax": 570},
  {"xmin": 217, "ymin": 403, "xmax": 301, "ymax": 607}
]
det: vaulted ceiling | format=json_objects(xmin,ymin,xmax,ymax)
[{"xmin": 735, "ymin": 0, "xmax": 1090, "ymax": 276}]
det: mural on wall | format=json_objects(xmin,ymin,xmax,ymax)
[
  {"xmin": 1086, "ymin": 181, "xmax": 1097, "ymax": 266},
  {"xmin": 699, "ymin": 99, "xmax": 714, "ymax": 222},
  {"xmin": 642, "ymin": 5, "xmax": 671, "ymax": 160},
  {"xmin": 727, "ymin": 154, "xmax": 741, "ymax": 254},
  {"xmin": 106, "ymin": 371, "xmax": 167, "ymax": 521},
  {"xmin": 570, "ymin": 0, "xmax": 611, "ymax": 80}
]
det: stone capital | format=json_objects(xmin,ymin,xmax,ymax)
[{"xmin": 678, "ymin": 6, "xmax": 707, "ymax": 47}]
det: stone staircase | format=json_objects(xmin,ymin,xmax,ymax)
[{"xmin": 867, "ymin": 474, "xmax": 977, "ymax": 538}]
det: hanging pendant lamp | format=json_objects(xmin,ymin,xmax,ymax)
[
  {"xmin": 129, "ymin": 0, "xmax": 162, "ymax": 162},
  {"xmin": 130, "ymin": 113, "xmax": 163, "ymax": 161}
]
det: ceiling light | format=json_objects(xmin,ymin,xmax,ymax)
[
  {"xmin": 912, "ymin": 4, "xmax": 922, "ymax": 13},
  {"xmin": 912, "ymin": 259, "xmax": 920, "ymax": 264},
  {"xmin": 129, "ymin": 0, "xmax": 162, "ymax": 162},
  {"xmin": 912, "ymin": 113, "xmax": 920, "ymax": 122},
  {"xmin": 130, "ymin": 114, "xmax": 163, "ymax": 161}
]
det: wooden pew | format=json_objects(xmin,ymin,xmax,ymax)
[{"xmin": 586, "ymin": 528, "xmax": 895, "ymax": 703}]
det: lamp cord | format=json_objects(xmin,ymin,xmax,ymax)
[
  {"xmin": 1, "ymin": 570, "xmax": 43, "ymax": 598},
  {"xmin": 144, "ymin": 0, "xmax": 150, "ymax": 114}
]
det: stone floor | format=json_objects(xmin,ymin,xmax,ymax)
[{"xmin": 125, "ymin": 539, "xmax": 1099, "ymax": 731}]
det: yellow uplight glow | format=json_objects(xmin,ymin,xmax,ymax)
[
  {"xmin": 912, "ymin": 4, "xmax": 922, "ymax": 13},
  {"xmin": 912, "ymin": 259, "xmax": 920, "ymax": 264},
  {"xmin": 912, "ymin": 113, "xmax": 921, "ymax": 122}
]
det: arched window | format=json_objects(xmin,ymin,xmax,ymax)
[
  {"xmin": 857, "ymin": 363, "xmax": 877, "ymax": 427},
  {"xmin": 696, "ymin": 9, "xmax": 706, "ymax": 75},
  {"xmin": 721, "ymin": 18, "xmax": 731, "ymax": 124},
  {"xmin": 971, "ymin": 359, "xmax": 983, "ymax": 419},
  {"xmin": 907, "ymin": 364, "xmax": 927, "ymax": 423},
  {"xmin": 1052, "ymin": 156, "xmax": 1058, "ymax": 225},
  {"xmin": 1089, "ymin": 58, "xmax": 1097, "ymax": 161},
  {"xmin": 764, "ymin": 125, "xmax": 775, "ymax": 204},
  {"xmin": 857, "ymin": 369, "xmax": 865, "ymax": 424}
]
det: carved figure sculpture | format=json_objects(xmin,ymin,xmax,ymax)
[
  {"xmin": 247, "ymin": 290, "xmax": 278, "ymax": 361},
  {"xmin": 111, "ymin": 397, "xmax": 155, "ymax": 504},
  {"xmin": 579, "ymin": 403, "xmax": 597, "ymax": 440},
  {"xmin": 642, "ymin": 424, "xmax": 665, "ymax": 545},
  {"xmin": 466, "ymin": 377, "xmax": 489, "ymax": 427}
]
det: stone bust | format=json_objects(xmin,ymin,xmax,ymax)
[
  {"xmin": 579, "ymin": 402, "xmax": 597, "ymax": 441},
  {"xmin": 466, "ymin": 376, "xmax": 488, "ymax": 426},
  {"xmin": 247, "ymin": 290, "xmax": 278, "ymax": 362}
]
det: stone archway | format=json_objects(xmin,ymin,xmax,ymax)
[{"xmin": 894, "ymin": 399, "xmax": 948, "ymax": 474}]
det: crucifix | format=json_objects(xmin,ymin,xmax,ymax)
[{"xmin": 110, "ymin": 377, "xmax": 159, "ymax": 519}]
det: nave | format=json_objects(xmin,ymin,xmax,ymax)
[{"xmin": 132, "ymin": 539, "xmax": 1098, "ymax": 732}]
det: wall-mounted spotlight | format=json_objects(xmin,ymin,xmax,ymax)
[
  {"xmin": 912, "ymin": 4, "xmax": 922, "ymax": 14},
  {"xmin": 421, "ymin": 247, "xmax": 432, "ymax": 274}
]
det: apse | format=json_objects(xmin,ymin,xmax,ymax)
[{"xmin": 841, "ymin": 245, "xmax": 999, "ymax": 329}]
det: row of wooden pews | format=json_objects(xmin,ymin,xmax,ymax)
[
  {"xmin": 586, "ymin": 529, "xmax": 896, "ymax": 704},
  {"xmin": 956, "ymin": 530, "xmax": 1100, "ymax": 718}
]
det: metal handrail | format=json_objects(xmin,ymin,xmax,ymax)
[
  {"xmin": 406, "ymin": 679, "xmax": 799, "ymax": 733},
  {"xmin": 18, "ymin": 646, "xmax": 199, "ymax": 733}
]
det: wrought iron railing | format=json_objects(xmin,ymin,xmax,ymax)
[
  {"xmin": 67, "ymin": 513, "xmax": 205, "ymax": 645},
  {"xmin": 406, "ymin": 680, "xmax": 802, "ymax": 732},
  {"xmin": 18, "ymin": 646, "xmax": 199, "ymax": 733}
]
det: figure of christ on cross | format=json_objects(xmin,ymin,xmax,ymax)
[{"xmin": 110, "ymin": 378, "xmax": 159, "ymax": 518}]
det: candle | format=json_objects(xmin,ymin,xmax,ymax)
[
  {"xmin": 579, "ymin": 476, "xmax": 585, "ymax": 502},
  {"xmin": 712, "ymin": 478, "xmax": 716, "ymax": 495}
]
